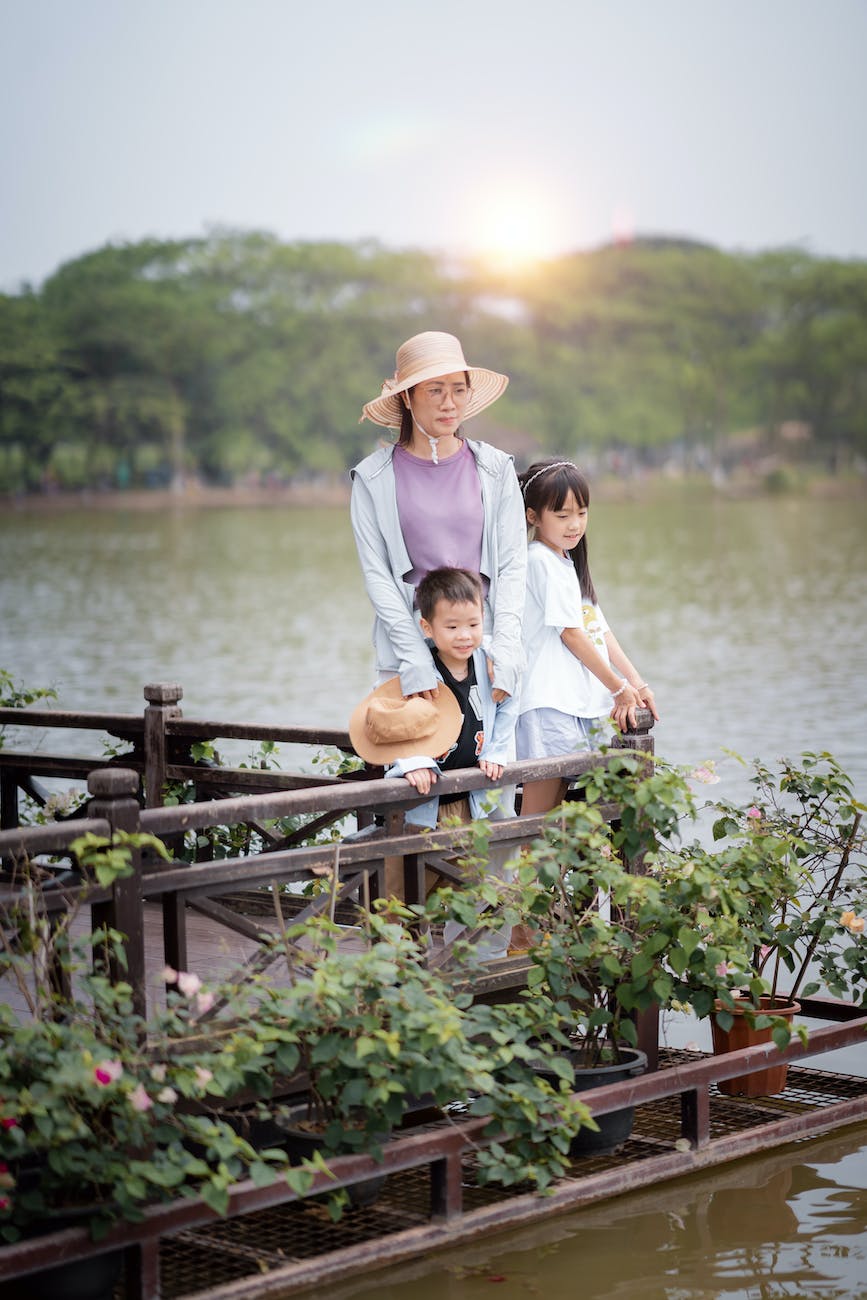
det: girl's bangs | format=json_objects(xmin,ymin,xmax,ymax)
[{"xmin": 546, "ymin": 467, "xmax": 590, "ymax": 510}]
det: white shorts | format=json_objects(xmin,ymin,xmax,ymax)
[{"xmin": 516, "ymin": 708, "xmax": 612, "ymax": 759}]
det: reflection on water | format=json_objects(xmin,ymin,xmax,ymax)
[
  {"xmin": 315, "ymin": 1127, "xmax": 867, "ymax": 1300},
  {"xmin": 2, "ymin": 495, "xmax": 867, "ymax": 1296}
]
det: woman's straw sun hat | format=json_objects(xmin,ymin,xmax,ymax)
[
  {"xmin": 349, "ymin": 675, "xmax": 462, "ymax": 765},
  {"xmin": 360, "ymin": 331, "xmax": 509, "ymax": 429}
]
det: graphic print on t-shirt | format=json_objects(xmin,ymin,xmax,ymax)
[
  {"xmin": 433, "ymin": 654, "xmax": 484, "ymax": 772},
  {"xmin": 582, "ymin": 602, "xmax": 606, "ymax": 649}
]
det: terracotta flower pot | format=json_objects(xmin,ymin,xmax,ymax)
[{"xmin": 711, "ymin": 996, "xmax": 801, "ymax": 1097}]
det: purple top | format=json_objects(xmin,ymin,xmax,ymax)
[{"xmin": 393, "ymin": 441, "xmax": 487, "ymax": 596}]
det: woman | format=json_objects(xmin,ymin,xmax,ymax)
[{"xmin": 351, "ymin": 330, "xmax": 526, "ymax": 701}]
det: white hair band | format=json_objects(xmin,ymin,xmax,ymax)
[{"xmin": 521, "ymin": 461, "xmax": 578, "ymax": 497}]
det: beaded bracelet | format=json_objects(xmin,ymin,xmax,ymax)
[{"xmin": 611, "ymin": 680, "xmax": 629, "ymax": 698}]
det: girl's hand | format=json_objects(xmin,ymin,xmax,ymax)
[
  {"xmin": 478, "ymin": 758, "xmax": 504, "ymax": 781},
  {"xmin": 635, "ymin": 683, "xmax": 660, "ymax": 721},
  {"xmin": 404, "ymin": 767, "xmax": 437, "ymax": 795},
  {"xmin": 609, "ymin": 682, "xmax": 642, "ymax": 733}
]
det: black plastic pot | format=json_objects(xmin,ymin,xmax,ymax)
[
  {"xmin": 275, "ymin": 1103, "xmax": 389, "ymax": 1208},
  {"xmin": 534, "ymin": 1046, "xmax": 648, "ymax": 1156}
]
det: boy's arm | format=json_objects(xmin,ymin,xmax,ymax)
[
  {"xmin": 479, "ymin": 689, "xmax": 521, "ymax": 771},
  {"xmin": 385, "ymin": 755, "xmax": 440, "ymax": 796}
]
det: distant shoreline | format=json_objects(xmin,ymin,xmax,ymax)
[{"xmin": 2, "ymin": 471, "xmax": 864, "ymax": 515}]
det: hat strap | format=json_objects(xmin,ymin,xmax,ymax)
[{"xmin": 406, "ymin": 397, "xmax": 442, "ymax": 465}]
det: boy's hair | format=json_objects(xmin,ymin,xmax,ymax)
[
  {"xmin": 416, "ymin": 567, "xmax": 484, "ymax": 622},
  {"xmin": 518, "ymin": 459, "xmax": 597, "ymax": 604}
]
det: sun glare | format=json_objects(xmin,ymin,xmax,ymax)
[{"xmin": 467, "ymin": 188, "xmax": 566, "ymax": 271}]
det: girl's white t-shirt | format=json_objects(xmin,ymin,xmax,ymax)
[{"xmin": 519, "ymin": 541, "xmax": 614, "ymax": 719}]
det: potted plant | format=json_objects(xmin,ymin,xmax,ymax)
[
  {"xmin": 0, "ymin": 837, "xmax": 313, "ymax": 1299},
  {"xmin": 212, "ymin": 908, "xmax": 594, "ymax": 1205},
  {"xmin": 434, "ymin": 755, "xmax": 763, "ymax": 1151},
  {"xmin": 693, "ymin": 752, "xmax": 867, "ymax": 1095}
]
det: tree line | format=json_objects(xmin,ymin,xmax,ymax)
[{"xmin": 1, "ymin": 230, "xmax": 866, "ymax": 493}]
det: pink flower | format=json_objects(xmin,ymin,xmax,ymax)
[
  {"xmin": 194, "ymin": 1066, "xmax": 213, "ymax": 1086},
  {"xmin": 759, "ymin": 944, "xmax": 773, "ymax": 962},
  {"xmin": 0, "ymin": 1118, "xmax": 18, "ymax": 1130},
  {"xmin": 746, "ymin": 806, "xmax": 762, "ymax": 820},
  {"xmin": 161, "ymin": 966, "xmax": 178, "ymax": 984},
  {"xmin": 0, "ymin": 1196, "xmax": 10, "ymax": 1212},
  {"xmin": 176, "ymin": 972, "xmax": 202, "ymax": 998},
  {"xmin": 129, "ymin": 1085, "xmax": 154, "ymax": 1113},
  {"xmin": 94, "ymin": 1059, "xmax": 123, "ymax": 1086},
  {"xmin": 715, "ymin": 961, "xmax": 731, "ymax": 978},
  {"xmin": 690, "ymin": 765, "xmax": 720, "ymax": 786},
  {"xmin": 195, "ymin": 991, "xmax": 216, "ymax": 1015}
]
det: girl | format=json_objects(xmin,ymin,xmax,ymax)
[{"xmin": 516, "ymin": 459, "xmax": 659, "ymax": 816}]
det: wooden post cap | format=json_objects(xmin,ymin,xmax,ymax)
[
  {"xmin": 88, "ymin": 768, "xmax": 141, "ymax": 797},
  {"xmin": 144, "ymin": 684, "xmax": 184, "ymax": 705}
]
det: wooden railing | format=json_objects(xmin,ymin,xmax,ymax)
[{"xmin": 0, "ymin": 683, "xmax": 656, "ymax": 1035}]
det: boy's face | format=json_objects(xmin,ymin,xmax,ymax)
[{"xmin": 420, "ymin": 597, "xmax": 484, "ymax": 666}]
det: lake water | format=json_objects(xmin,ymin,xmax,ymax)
[{"xmin": 1, "ymin": 491, "xmax": 866, "ymax": 1297}]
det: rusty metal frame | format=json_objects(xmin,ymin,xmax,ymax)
[{"xmin": 1, "ymin": 1013, "xmax": 865, "ymax": 1299}]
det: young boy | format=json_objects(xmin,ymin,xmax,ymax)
[{"xmin": 386, "ymin": 566, "xmax": 520, "ymax": 828}]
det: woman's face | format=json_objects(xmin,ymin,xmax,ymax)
[{"xmin": 404, "ymin": 371, "xmax": 470, "ymax": 438}]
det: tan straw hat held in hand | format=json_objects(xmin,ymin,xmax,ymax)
[
  {"xmin": 348, "ymin": 676, "xmax": 462, "ymax": 765},
  {"xmin": 360, "ymin": 331, "xmax": 509, "ymax": 428}
]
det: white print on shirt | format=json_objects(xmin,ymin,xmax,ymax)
[{"xmin": 468, "ymin": 684, "xmax": 483, "ymax": 722}]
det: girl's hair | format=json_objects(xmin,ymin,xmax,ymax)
[
  {"xmin": 397, "ymin": 371, "xmax": 472, "ymax": 446},
  {"xmin": 518, "ymin": 459, "xmax": 597, "ymax": 604}
]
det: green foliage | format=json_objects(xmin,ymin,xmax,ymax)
[
  {"xmin": 227, "ymin": 912, "xmax": 592, "ymax": 1194},
  {"xmin": 0, "ymin": 671, "xmax": 57, "ymax": 751},
  {"xmin": 2, "ymin": 236, "xmax": 866, "ymax": 492},
  {"xmin": 0, "ymin": 930, "xmax": 299, "ymax": 1241},
  {"xmin": 69, "ymin": 830, "xmax": 172, "ymax": 888},
  {"xmin": 429, "ymin": 751, "xmax": 867, "ymax": 1063},
  {"xmin": 696, "ymin": 752, "xmax": 867, "ymax": 1044}
]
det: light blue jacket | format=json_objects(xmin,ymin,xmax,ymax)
[
  {"xmin": 385, "ymin": 645, "xmax": 520, "ymax": 829},
  {"xmin": 350, "ymin": 437, "xmax": 527, "ymax": 698}
]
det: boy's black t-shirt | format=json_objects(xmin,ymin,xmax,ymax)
[{"xmin": 432, "ymin": 651, "xmax": 484, "ymax": 804}]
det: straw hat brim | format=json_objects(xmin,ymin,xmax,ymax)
[
  {"xmin": 362, "ymin": 365, "xmax": 509, "ymax": 428},
  {"xmin": 349, "ymin": 676, "xmax": 463, "ymax": 765}
]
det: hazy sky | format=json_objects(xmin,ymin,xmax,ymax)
[{"xmin": 2, "ymin": 0, "xmax": 866, "ymax": 289}]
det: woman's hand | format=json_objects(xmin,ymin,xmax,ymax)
[
  {"xmin": 478, "ymin": 758, "xmax": 504, "ymax": 781},
  {"xmin": 404, "ymin": 767, "xmax": 437, "ymax": 795},
  {"xmin": 486, "ymin": 657, "xmax": 510, "ymax": 704},
  {"xmin": 406, "ymin": 685, "xmax": 439, "ymax": 702}
]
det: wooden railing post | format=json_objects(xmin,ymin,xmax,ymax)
[
  {"xmin": 87, "ymin": 768, "xmax": 147, "ymax": 1018},
  {"xmin": 614, "ymin": 708, "xmax": 658, "ymax": 1068},
  {"xmin": 143, "ymin": 683, "xmax": 183, "ymax": 808}
]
